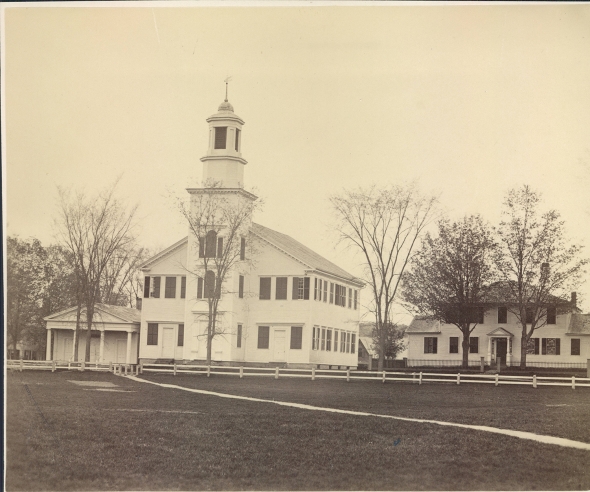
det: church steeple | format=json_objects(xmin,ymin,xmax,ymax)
[{"xmin": 200, "ymin": 95, "xmax": 247, "ymax": 189}]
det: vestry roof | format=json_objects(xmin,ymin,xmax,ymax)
[
  {"xmin": 44, "ymin": 304, "xmax": 141, "ymax": 323},
  {"xmin": 251, "ymin": 223, "xmax": 362, "ymax": 285}
]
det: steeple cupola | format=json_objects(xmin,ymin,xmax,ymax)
[{"xmin": 200, "ymin": 96, "xmax": 247, "ymax": 189}]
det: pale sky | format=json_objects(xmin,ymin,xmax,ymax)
[{"xmin": 3, "ymin": 3, "xmax": 590, "ymax": 314}]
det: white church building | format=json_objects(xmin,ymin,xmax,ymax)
[{"xmin": 139, "ymin": 97, "xmax": 363, "ymax": 368}]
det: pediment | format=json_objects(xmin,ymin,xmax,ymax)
[
  {"xmin": 45, "ymin": 307, "xmax": 130, "ymax": 324},
  {"xmin": 486, "ymin": 327, "xmax": 514, "ymax": 337}
]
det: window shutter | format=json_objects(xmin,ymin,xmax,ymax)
[
  {"xmin": 258, "ymin": 326, "xmax": 270, "ymax": 349},
  {"xmin": 197, "ymin": 277, "xmax": 203, "ymax": 299},
  {"xmin": 217, "ymin": 237, "xmax": 223, "ymax": 258},
  {"xmin": 424, "ymin": 338, "xmax": 428, "ymax": 353},
  {"xmin": 152, "ymin": 277, "xmax": 161, "ymax": 298},
  {"xmin": 237, "ymin": 324, "xmax": 242, "ymax": 348},
  {"xmin": 433, "ymin": 337, "xmax": 438, "ymax": 354},
  {"xmin": 542, "ymin": 338, "xmax": 547, "ymax": 355},
  {"xmin": 235, "ymin": 128, "xmax": 240, "ymax": 151},
  {"xmin": 314, "ymin": 278, "xmax": 317, "ymax": 300},
  {"xmin": 178, "ymin": 324, "xmax": 184, "ymax": 346},
  {"xmin": 205, "ymin": 231, "xmax": 217, "ymax": 258},
  {"xmin": 214, "ymin": 127, "xmax": 227, "ymax": 149},
  {"xmin": 304, "ymin": 277, "xmax": 310, "ymax": 300},
  {"xmin": 199, "ymin": 238, "xmax": 205, "ymax": 258},
  {"xmin": 181, "ymin": 277, "xmax": 186, "ymax": 299},
  {"xmin": 555, "ymin": 338, "xmax": 560, "ymax": 355},
  {"xmin": 144, "ymin": 276, "xmax": 150, "ymax": 298},
  {"xmin": 292, "ymin": 277, "xmax": 299, "ymax": 299},
  {"xmin": 239, "ymin": 275, "xmax": 244, "ymax": 299},
  {"xmin": 534, "ymin": 338, "xmax": 540, "ymax": 355},
  {"xmin": 204, "ymin": 271, "xmax": 215, "ymax": 298},
  {"xmin": 240, "ymin": 237, "xmax": 246, "ymax": 260}
]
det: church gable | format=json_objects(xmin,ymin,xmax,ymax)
[{"xmin": 142, "ymin": 238, "xmax": 188, "ymax": 275}]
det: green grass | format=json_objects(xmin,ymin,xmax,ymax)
[{"xmin": 6, "ymin": 370, "xmax": 590, "ymax": 491}]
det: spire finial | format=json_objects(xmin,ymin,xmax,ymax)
[{"xmin": 224, "ymin": 76, "xmax": 232, "ymax": 102}]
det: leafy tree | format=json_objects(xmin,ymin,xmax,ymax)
[
  {"xmin": 403, "ymin": 215, "xmax": 498, "ymax": 368},
  {"xmin": 55, "ymin": 182, "xmax": 139, "ymax": 362},
  {"xmin": 179, "ymin": 182, "xmax": 259, "ymax": 365},
  {"xmin": 371, "ymin": 322, "xmax": 406, "ymax": 360},
  {"xmin": 495, "ymin": 185, "xmax": 587, "ymax": 368},
  {"xmin": 331, "ymin": 183, "xmax": 438, "ymax": 371}
]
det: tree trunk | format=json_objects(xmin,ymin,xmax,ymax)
[
  {"xmin": 520, "ymin": 329, "xmax": 528, "ymax": 369},
  {"xmin": 461, "ymin": 334, "xmax": 469, "ymax": 370}
]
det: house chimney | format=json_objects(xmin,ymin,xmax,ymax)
[{"xmin": 571, "ymin": 292, "xmax": 577, "ymax": 309}]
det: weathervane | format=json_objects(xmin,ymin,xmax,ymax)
[{"xmin": 224, "ymin": 76, "xmax": 232, "ymax": 102}]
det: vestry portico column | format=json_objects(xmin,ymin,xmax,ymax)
[
  {"xmin": 487, "ymin": 337, "xmax": 492, "ymax": 365},
  {"xmin": 99, "ymin": 329, "xmax": 105, "ymax": 363},
  {"xmin": 126, "ymin": 330, "xmax": 133, "ymax": 365},
  {"xmin": 46, "ymin": 329, "xmax": 52, "ymax": 361}
]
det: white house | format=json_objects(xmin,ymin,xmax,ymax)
[
  {"xmin": 139, "ymin": 98, "xmax": 363, "ymax": 368},
  {"xmin": 44, "ymin": 304, "xmax": 140, "ymax": 364},
  {"xmin": 406, "ymin": 294, "xmax": 589, "ymax": 368}
]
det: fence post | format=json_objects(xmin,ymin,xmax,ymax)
[
  {"xmin": 52, "ymin": 360, "xmax": 56, "ymax": 373},
  {"xmin": 495, "ymin": 374, "xmax": 499, "ymax": 387},
  {"xmin": 497, "ymin": 358, "xmax": 501, "ymax": 373},
  {"xmin": 587, "ymin": 359, "xmax": 590, "ymax": 379},
  {"xmin": 140, "ymin": 360, "xmax": 143, "ymax": 375},
  {"xmin": 239, "ymin": 366, "xmax": 244, "ymax": 379},
  {"xmin": 207, "ymin": 365, "xmax": 211, "ymax": 378},
  {"xmin": 347, "ymin": 368, "xmax": 350, "ymax": 382},
  {"xmin": 572, "ymin": 376, "xmax": 575, "ymax": 390},
  {"xmin": 81, "ymin": 361, "xmax": 85, "ymax": 372},
  {"xmin": 174, "ymin": 363, "xmax": 177, "ymax": 376},
  {"xmin": 109, "ymin": 361, "xmax": 113, "ymax": 372},
  {"xmin": 136, "ymin": 365, "xmax": 139, "ymax": 376},
  {"xmin": 419, "ymin": 372, "xmax": 422, "ymax": 385},
  {"xmin": 20, "ymin": 359, "xmax": 23, "ymax": 372},
  {"xmin": 382, "ymin": 370, "xmax": 386, "ymax": 384},
  {"xmin": 457, "ymin": 373, "xmax": 460, "ymax": 385},
  {"xmin": 480, "ymin": 357, "xmax": 485, "ymax": 373},
  {"xmin": 311, "ymin": 367, "xmax": 315, "ymax": 381},
  {"xmin": 275, "ymin": 367, "xmax": 279, "ymax": 380},
  {"xmin": 533, "ymin": 374, "xmax": 537, "ymax": 389}
]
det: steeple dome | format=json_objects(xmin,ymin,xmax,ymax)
[{"xmin": 218, "ymin": 100, "xmax": 234, "ymax": 112}]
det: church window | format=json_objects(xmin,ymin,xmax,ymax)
[
  {"xmin": 235, "ymin": 128, "xmax": 241, "ymax": 151},
  {"xmin": 292, "ymin": 277, "xmax": 310, "ymax": 300},
  {"xmin": 204, "ymin": 270, "xmax": 216, "ymax": 298},
  {"xmin": 165, "ymin": 277, "xmax": 176, "ymax": 298},
  {"xmin": 334, "ymin": 330, "xmax": 339, "ymax": 352},
  {"xmin": 257, "ymin": 326, "xmax": 269, "ymax": 349},
  {"xmin": 214, "ymin": 127, "xmax": 227, "ymax": 149},
  {"xmin": 321, "ymin": 328, "xmax": 326, "ymax": 350},
  {"xmin": 290, "ymin": 326, "xmax": 302, "ymax": 350},
  {"xmin": 197, "ymin": 278, "xmax": 203, "ymax": 299},
  {"xmin": 323, "ymin": 281, "xmax": 327, "ymax": 302},
  {"xmin": 259, "ymin": 277, "xmax": 271, "ymax": 300},
  {"xmin": 326, "ymin": 329, "xmax": 332, "ymax": 351},
  {"xmin": 217, "ymin": 237, "xmax": 224, "ymax": 258},
  {"xmin": 147, "ymin": 324, "xmax": 158, "ymax": 345},
  {"xmin": 151, "ymin": 277, "xmax": 161, "ymax": 298},
  {"xmin": 354, "ymin": 290, "xmax": 358, "ymax": 309},
  {"xmin": 329, "ymin": 283, "xmax": 334, "ymax": 304},
  {"xmin": 276, "ymin": 277, "xmax": 288, "ymax": 300},
  {"xmin": 351, "ymin": 334, "xmax": 356, "ymax": 354}
]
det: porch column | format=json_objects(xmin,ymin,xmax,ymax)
[
  {"xmin": 487, "ymin": 337, "xmax": 492, "ymax": 365},
  {"xmin": 506, "ymin": 337, "xmax": 512, "ymax": 366},
  {"xmin": 99, "ymin": 329, "xmax": 105, "ymax": 363},
  {"xmin": 126, "ymin": 330, "xmax": 133, "ymax": 365},
  {"xmin": 72, "ymin": 328, "xmax": 77, "ymax": 362},
  {"xmin": 46, "ymin": 329, "xmax": 52, "ymax": 361}
]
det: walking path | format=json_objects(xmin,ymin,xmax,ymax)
[{"xmin": 127, "ymin": 375, "xmax": 590, "ymax": 451}]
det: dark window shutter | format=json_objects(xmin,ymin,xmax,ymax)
[
  {"xmin": 239, "ymin": 275, "xmax": 244, "ymax": 299},
  {"xmin": 433, "ymin": 337, "xmax": 438, "ymax": 354},
  {"xmin": 424, "ymin": 338, "xmax": 428, "ymax": 353},
  {"xmin": 152, "ymin": 277, "xmax": 161, "ymax": 298},
  {"xmin": 197, "ymin": 277, "xmax": 203, "ymax": 299},
  {"xmin": 303, "ymin": 277, "xmax": 310, "ymax": 300},
  {"xmin": 144, "ymin": 276, "xmax": 150, "ymax": 298},
  {"xmin": 542, "ymin": 338, "xmax": 547, "ymax": 355},
  {"xmin": 214, "ymin": 127, "xmax": 227, "ymax": 149},
  {"xmin": 292, "ymin": 277, "xmax": 299, "ymax": 299},
  {"xmin": 314, "ymin": 278, "xmax": 317, "ymax": 300},
  {"xmin": 217, "ymin": 237, "xmax": 223, "ymax": 258},
  {"xmin": 199, "ymin": 238, "xmax": 205, "ymax": 258},
  {"xmin": 534, "ymin": 338, "xmax": 540, "ymax": 355},
  {"xmin": 240, "ymin": 237, "xmax": 246, "ymax": 260},
  {"xmin": 178, "ymin": 324, "xmax": 184, "ymax": 346},
  {"xmin": 181, "ymin": 277, "xmax": 186, "ymax": 299},
  {"xmin": 235, "ymin": 128, "xmax": 240, "ymax": 151},
  {"xmin": 204, "ymin": 271, "xmax": 215, "ymax": 298},
  {"xmin": 237, "ymin": 325, "xmax": 242, "ymax": 348},
  {"xmin": 205, "ymin": 231, "xmax": 217, "ymax": 258},
  {"xmin": 259, "ymin": 277, "xmax": 271, "ymax": 300},
  {"xmin": 555, "ymin": 338, "xmax": 560, "ymax": 355}
]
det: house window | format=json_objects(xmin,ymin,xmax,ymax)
[
  {"xmin": 326, "ymin": 329, "xmax": 332, "ymax": 351},
  {"xmin": 498, "ymin": 307, "xmax": 507, "ymax": 324},
  {"xmin": 546, "ymin": 306, "xmax": 556, "ymax": 325},
  {"xmin": 290, "ymin": 326, "xmax": 302, "ymax": 350},
  {"xmin": 240, "ymin": 237, "xmax": 246, "ymax": 260},
  {"xmin": 214, "ymin": 127, "xmax": 227, "ymax": 149},
  {"xmin": 542, "ymin": 338, "xmax": 560, "ymax": 355},
  {"xmin": 340, "ymin": 332, "xmax": 345, "ymax": 353},
  {"xmin": 323, "ymin": 282, "xmax": 327, "ymax": 302},
  {"xmin": 165, "ymin": 277, "xmax": 177, "ymax": 298},
  {"xmin": 424, "ymin": 337, "xmax": 438, "ymax": 354},
  {"xmin": 526, "ymin": 338, "xmax": 540, "ymax": 355},
  {"xmin": 469, "ymin": 337, "xmax": 479, "ymax": 354},
  {"xmin": 330, "ymin": 283, "xmax": 334, "ymax": 304},
  {"xmin": 239, "ymin": 275, "xmax": 244, "ymax": 299},
  {"xmin": 312, "ymin": 326, "xmax": 320, "ymax": 350},
  {"xmin": 178, "ymin": 324, "xmax": 184, "ymax": 346},
  {"xmin": 197, "ymin": 277, "xmax": 203, "ymax": 299},
  {"xmin": 292, "ymin": 277, "xmax": 310, "ymax": 300},
  {"xmin": 276, "ymin": 277, "xmax": 288, "ymax": 300},
  {"xmin": 181, "ymin": 276, "xmax": 186, "ymax": 299},
  {"xmin": 450, "ymin": 337, "xmax": 459, "ymax": 354},
  {"xmin": 237, "ymin": 324, "xmax": 242, "ymax": 348},
  {"xmin": 144, "ymin": 276, "xmax": 150, "ymax": 298},
  {"xmin": 235, "ymin": 128, "xmax": 241, "ymax": 151},
  {"xmin": 259, "ymin": 277, "xmax": 271, "ymax": 300},
  {"xmin": 321, "ymin": 328, "xmax": 326, "ymax": 351},
  {"xmin": 571, "ymin": 338, "xmax": 581, "ymax": 356},
  {"xmin": 147, "ymin": 324, "xmax": 158, "ymax": 345},
  {"xmin": 204, "ymin": 271, "xmax": 216, "ymax": 298},
  {"xmin": 152, "ymin": 277, "xmax": 161, "ymax": 298},
  {"xmin": 217, "ymin": 237, "xmax": 224, "ymax": 258},
  {"xmin": 351, "ymin": 334, "xmax": 356, "ymax": 354},
  {"xmin": 526, "ymin": 308, "xmax": 534, "ymax": 324},
  {"xmin": 258, "ymin": 326, "xmax": 269, "ymax": 349},
  {"xmin": 334, "ymin": 330, "xmax": 339, "ymax": 352},
  {"xmin": 354, "ymin": 290, "xmax": 358, "ymax": 310}
]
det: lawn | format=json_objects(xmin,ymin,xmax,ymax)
[{"xmin": 6, "ymin": 370, "xmax": 590, "ymax": 491}]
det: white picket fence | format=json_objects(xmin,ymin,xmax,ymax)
[
  {"xmin": 7, "ymin": 359, "xmax": 115, "ymax": 373},
  {"xmin": 139, "ymin": 363, "xmax": 590, "ymax": 389}
]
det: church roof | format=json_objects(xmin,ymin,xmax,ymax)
[{"xmin": 251, "ymin": 223, "xmax": 362, "ymax": 285}]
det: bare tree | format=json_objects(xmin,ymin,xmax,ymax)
[
  {"xmin": 101, "ymin": 246, "xmax": 150, "ymax": 308},
  {"xmin": 55, "ymin": 182, "xmax": 139, "ymax": 362},
  {"xmin": 403, "ymin": 215, "xmax": 499, "ymax": 368},
  {"xmin": 495, "ymin": 185, "xmax": 587, "ymax": 368},
  {"xmin": 331, "ymin": 183, "xmax": 438, "ymax": 371},
  {"xmin": 178, "ymin": 183, "xmax": 259, "ymax": 365}
]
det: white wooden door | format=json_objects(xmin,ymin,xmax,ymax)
[
  {"xmin": 63, "ymin": 338, "xmax": 73, "ymax": 361},
  {"xmin": 162, "ymin": 327, "xmax": 175, "ymax": 358},
  {"xmin": 274, "ymin": 330, "xmax": 286, "ymax": 361},
  {"xmin": 116, "ymin": 339, "xmax": 127, "ymax": 363}
]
